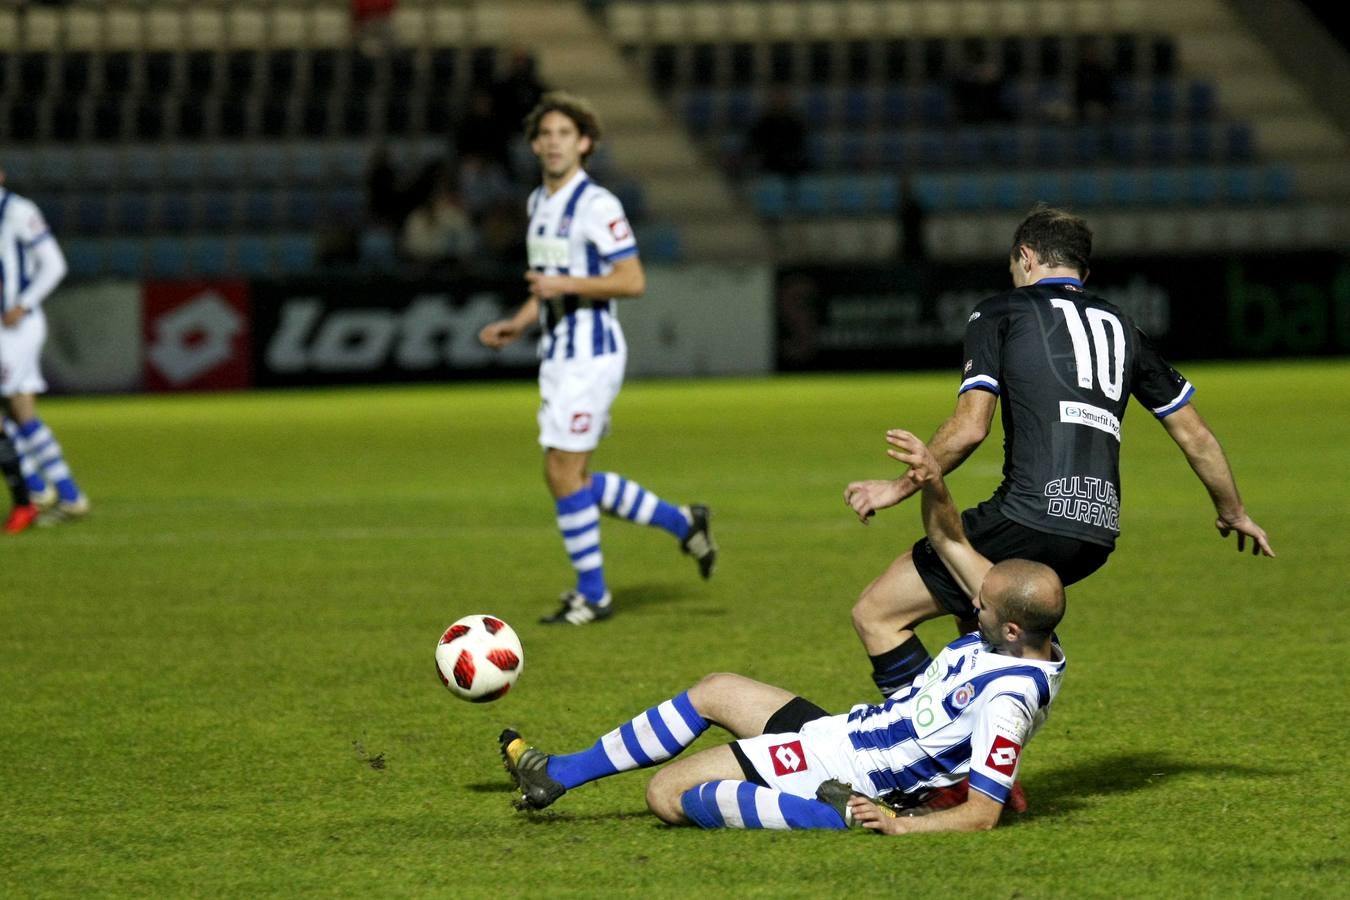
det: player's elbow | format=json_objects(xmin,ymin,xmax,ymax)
[{"xmin": 624, "ymin": 270, "xmax": 646, "ymax": 298}]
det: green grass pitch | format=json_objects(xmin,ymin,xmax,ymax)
[{"xmin": 3, "ymin": 361, "xmax": 1346, "ymax": 898}]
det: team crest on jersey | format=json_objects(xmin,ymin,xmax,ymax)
[
  {"xmin": 949, "ymin": 682, "xmax": 976, "ymax": 709},
  {"xmin": 608, "ymin": 217, "xmax": 631, "ymax": 241},
  {"xmin": 769, "ymin": 740, "xmax": 807, "ymax": 775},
  {"xmin": 985, "ymin": 735, "xmax": 1021, "ymax": 776},
  {"xmin": 569, "ymin": 412, "xmax": 593, "ymax": 434}
]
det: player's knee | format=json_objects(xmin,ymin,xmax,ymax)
[
  {"xmin": 645, "ymin": 771, "xmax": 685, "ymax": 824},
  {"xmin": 688, "ymin": 672, "xmax": 740, "ymax": 714}
]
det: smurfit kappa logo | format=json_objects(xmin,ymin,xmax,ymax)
[{"xmin": 147, "ymin": 290, "xmax": 245, "ymax": 385}]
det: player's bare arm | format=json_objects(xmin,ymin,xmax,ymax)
[
  {"xmin": 886, "ymin": 429, "xmax": 992, "ymax": 598},
  {"xmin": 1, "ymin": 307, "xmax": 26, "ymax": 328},
  {"xmin": 844, "ymin": 388, "xmax": 996, "ymax": 524},
  {"xmin": 526, "ymin": 255, "xmax": 645, "ymax": 302},
  {"xmin": 478, "ymin": 297, "xmax": 540, "ymax": 349},
  {"xmin": 848, "ymin": 788, "xmax": 1003, "ymax": 834},
  {"xmin": 1159, "ymin": 404, "xmax": 1274, "ymax": 557}
]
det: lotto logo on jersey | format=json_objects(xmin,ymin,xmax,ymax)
[
  {"xmin": 569, "ymin": 412, "xmax": 593, "ymax": 434},
  {"xmin": 608, "ymin": 218, "xmax": 631, "ymax": 241},
  {"xmin": 985, "ymin": 735, "xmax": 1022, "ymax": 776},
  {"xmin": 769, "ymin": 740, "xmax": 807, "ymax": 775}
]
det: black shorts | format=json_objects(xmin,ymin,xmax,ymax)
[
  {"xmin": 912, "ymin": 501, "xmax": 1113, "ymax": 618},
  {"xmin": 729, "ymin": 697, "xmax": 829, "ymax": 786}
]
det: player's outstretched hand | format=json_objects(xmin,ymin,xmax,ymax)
[
  {"xmin": 844, "ymin": 478, "xmax": 910, "ymax": 524},
  {"xmin": 847, "ymin": 796, "xmax": 908, "ymax": 835},
  {"xmin": 1215, "ymin": 513, "xmax": 1275, "ymax": 557},
  {"xmin": 478, "ymin": 320, "xmax": 520, "ymax": 349},
  {"xmin": 885, "ymin": 429, "xmax": 941, "ymax": 486}
]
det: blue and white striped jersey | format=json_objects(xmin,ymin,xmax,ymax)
[
  {"xmin": 0, "ymin": 188, "xmax": 65, "ymax": 315},
  {"xmin": 525, "ymin": 168, "xmax": 637, "ymax": 362},
  {"xmin": 807, "ymin": 633, "xmax": 1065, "ymax": 805}
]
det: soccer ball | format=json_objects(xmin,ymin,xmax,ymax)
[{"xmin": 435, "ymin": 614, "xmax": 524, "ymax": 703}]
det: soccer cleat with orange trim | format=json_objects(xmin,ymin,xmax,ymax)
[{"xmin": 4, "ymin": 504, "xmax": 39, "ymax": 534}]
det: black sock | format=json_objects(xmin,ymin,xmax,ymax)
[
  {"xmin": 0, "ymin": 436, "xmax": 30, "ymax": 507},
  {"xmin": 869, "ymin": 635, "xmax": 933, "ymax": 698}
]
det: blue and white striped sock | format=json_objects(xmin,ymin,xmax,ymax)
[
  {"xmin": 4, "ymin": 419, "xmax": 47, "ymax": 495},
  {"xmin": 556, "ymin": 487, "xmax": 606, "ymax": 602},
  {"xmin": 14, "ymin": 418, "xmax": 79, "ymax": 501},
  {"xmin": 680, "ymin": 780, "xmax": 848, "ymax": 830},
  {"xmin": 591, "ymin": 472, "xmax": 690, "ymax": 541},
  {"xmin": 546, "ymin": 690, "xmax": 708, "ymax": 789}
]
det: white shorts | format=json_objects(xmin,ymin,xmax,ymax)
[
  {"xmin": 734, "ymin": 715, "xmax": 877, "ymax": 799},
  {"xmin": 537, "ymin": 352, "xmax": 626, "ymax": 452},
  {"xmin": 0, "ymin": 309, "xmax": 49, "ymax": 396}
]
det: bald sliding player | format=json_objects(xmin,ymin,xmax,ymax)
[
  {"xmin": 479, "ymin": 92, "xmax": 716, "ymax": 625},
  {"xmin": 845, "ymin": 205, "xmax": 1272, "ymax": 706},
  {"xmin": 498, "ymin": 430, "xmax": 1065, "ymax": 833},
  {"xmin": 0, "ymin": 163, "xmax": 89, "ymax": 526}
]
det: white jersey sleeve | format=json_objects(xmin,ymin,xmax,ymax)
[
  {"xmin": 967, "ymin": 692, "xmax": 1036, "ymax": 804},
  {"xmin": 1, "ymin": 193, "xmax": 67, "ymax": 313},
  {"xmin": 579, "ymin": 191, "xmax": 638, "ymax": 264}
]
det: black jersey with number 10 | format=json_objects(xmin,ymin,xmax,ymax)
[{"xmin": 959, "ymin": 278, "xmax": 1193, "ymax": 548}]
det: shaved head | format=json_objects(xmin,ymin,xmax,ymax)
[{"xmin": 984, "ymin": 560, "xmax": 1065, "ymax": 643}]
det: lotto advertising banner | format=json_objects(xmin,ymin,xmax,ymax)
[
  {"xmin": 249, "ymin": 277, "xmax": 538, "ymax": 387},
  {"xmin": 777, "ymin": 252, "xmax": 1350, "ymax": 371},
  {"xmin": 142, "ymin": 281, "xmax": 253, "ymax": 391}
]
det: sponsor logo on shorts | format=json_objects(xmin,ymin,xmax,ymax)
[
  {"xmin": 985, "ymin": 735, "xmax": 1021, "ymax": 776},
  {"xmin": 769, "ymin": 740, "xmax": 807, "ymax": 775},
  {"xmin": 1059, "ymin": 401, "xmax": 1121, "ymax": 441},
  {"xmin": 949, "ymin": 682, "xmax": 976, "ymax": 709},
  {"xmin": 569, "ymin": 412, "xmax": 593, "ymax": 434}
]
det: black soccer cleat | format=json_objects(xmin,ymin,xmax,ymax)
[
  {"xmin": 499, "ymin": 729, "xmax": 567, "ymax": 810},
  {"xmin": 680, "ymin": 504, "xmax": 717, "ymax": 579},
  {"xmin": 540, "ymin": 590, "xmax": 613, "ymax": 625},
  {"xmin": 815, "ymin": 779, "xmax": 903, "ymax": 827}
]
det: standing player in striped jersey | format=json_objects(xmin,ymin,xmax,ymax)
[
  {"xmin": 0, "ymin": 166, "xmax": 89, "ymax": 525},
  {"xmin": 478, "ymin": 92, "xmax": 716, "ymax": 625},
  {"xmin": 499, "ymin": 431, "xmax": 1065, "ymax": 833},
  {"xmin": 845, "ymin": 205, "xmax": 1272, "ymax": 700}
]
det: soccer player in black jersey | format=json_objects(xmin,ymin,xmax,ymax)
[{"xmin": 844, "ymin": 206, "xmax": 1273, "ymax": 702}]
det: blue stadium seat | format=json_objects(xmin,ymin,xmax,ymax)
[
  {"xmin": 327, "ymin": 188, "xmax": 366, "ymax": 224},
  {"xmin": 1106, "ymin": 170, "xmax": 1145, "ymax": 205},
  {"xmin": 751, "ymin": 177, "xmax": 788, "ymax": 219},
  {"xmin": 1262, "ymin": 164, "xmax": 1295, "ymax": 202},
  {"xmin": 2, "ymin": 149, "xmax": 38, "ymax": 187},
  {"xmin": 38, "ymin": 148, "xmax": 78, "ymax": 190},
  {"xmin": 877, "ymin": 131, "xmax": 908, "ymax": 166},
  {"xmin": 800, "ymin": 88, "xmax": 835, "ymax": 125},
  {"xmin": 331, "ymin": 142, "xmax": 369, "ymax": 182},
  {"xmin": 1037, "ymin": 128, "xmax": 1071, "ymax": 165},
  {"xmin": 290, "ymin": 146, "xmax": 328, "ymax": 184},
  {"xmin": 992, "ymin": 174, "xmax": 1022, "ymax": 209},
  {"xmin": 834, "ymin": 175, "xmax": 869, "ymax": 214},
  {"xmin": 952, "ymin": 174, "xmax": 986, "ymax": 210},
  {"xmin": 235, "ymin": 235, "xmax": 274, "ymax": 276},
  {"xmin": 841, "ymin": 88, "xmax": 874, "ymax": 128},
  {"xmin": 805, "ymin": 134, "xmax": 829, "ymax": 168},
  {"xmin": 1068, "ymin": 171, "xmax": 1104, "ymax": 208},
  {"xmin": 275, "ymin": 233, "xmax": 316, "ymax": 275},
  {"xmin": 63, "ymin": 239, "xmax": 103, "ymax": 278},
  {"xmin": 1225, "ymin": 124, "xmax": 1254, "ymax": 161},
  {"xmin": 102, "ymin": 238, "xmax": 145, "ymax": 278},
  {"xmin": 954, "ymin": 130, "xmax": 985, "ymax": 166},
  {"xmin": 870, "ymin": 175, "xmax": 899, "ymax": 213},
  {"xmin": 794, "ymin": 176, "xmax": 829, "ymax": 215},
  {"xmin": 147, "ymin": 237, "xmax": 190, "ymax": 278},
  {"xmin": 1148, "ymin": 80, "xmax": 1177, "ymax": 119},
  {"xmin": 159, "ymin": 192, "xmax": 196, "ymax": 231},
  {"xmin": 77, "ymin": 147, "xmax": 122, "ymax": 187},
  {"xmin": 1187, "ymin": 80, "xmax": 1216, "ymax": 120},
  {"xmin": 911, "ymin": 175, "xmax": 947, "ymax": 211},
  {"xmin": 683, "ymin": 91, "xmax": 714, "ymax": 134},
  {"xmin": 124, "ymin": 146, "xmax": 163, "ymax": 186},
  {"xmin": 110, "ymin": 192, "xmax": 152, "ymax": 231},
  {"xmin": 838, "ymin": 132, "xmax": 869, "ymax": 168},
  {"xmin": 192, "ymin": 236, "xmax": 233, "ymax": 277},
  {"xmin": 73, "ymin": 196, "xmax": 110, "ymax": 236},
  {"xmin": 1147, "ymin": 169, "xmax": 1183, "ymax": 205},
  {"xmin": 1185, "ymin": 124, "xmax": 1214, "ymax": 161},
  {"xmin": 917, "ymin": 85, "xmax": 949, "ymax": 124},
  {"xmin": 917, "ymin": 131, "xmax": 947, "ymax": 167},
  {"xmin": 163, "ymin": 147, "xmax": 203, "ymax": 186},
  {"xmin": 1029, "ymin": 172, "xmax": 1066, "ymax": 206},
  {"xmin": 881, "ymin": 86, "xmax": 910, "ymax": 124},
  {"xmin": 1187, "ymin": 166, "xmax": 1221, "ymax": 205},
  {"xmin": 240, "ymin": 191, "xmax": 278, "ymax": 230},
  {"xmin": 249, "ymin": 145, "xmax": 289, "ymax": 186},
  {"xmin": 725, "ymin": 89, "xmax": 757, "ymax": 129},
  {"xmin": 358, "ymin": 228, "xmax": 397, "ymax": 271},
  {"xmin": 988, "ymin": 127, "xmax": 1021, "ymax": 164},
  {"xmin": 200, "ymin": 191, "xmax": 237, "ymax": 230},
  {"xmin": 1147, "ymin": 124, "xmax": 1178, "ymax": 162},
  {"xmin": 1223, "ymin": 167, "xmax": 1256, "ymax": 203},
  {"xmin": 1070, "ymin": 126, "xmax": 1103, "ymax": 163},
  {"xmin": 1108, "ymin": 124, "xmax": 1140, "ymax": 163},
  {"xmin": 285, "ymin": 190, "xmax": 323, "ymax": 228}
]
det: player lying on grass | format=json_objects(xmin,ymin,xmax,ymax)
[{"xmin": 500, "ymin": 430, "xmax": 1065, "ymax": 832}]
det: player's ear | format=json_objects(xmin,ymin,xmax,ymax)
[{"xmin": 578, "ymin": 134, "xmax": 593, "ymax": 158}]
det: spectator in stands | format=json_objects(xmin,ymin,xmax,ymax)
[
  {"xmin": 365, "ymin": 145, "xmax": 407, "ymax": 229},
  {"xmin": 455, "ymin": 88, "xmax": 516, "ymax": 175},
  {"xmin": 351, "ymin": 0, "xmax": 398, "ymax": 57},
  {"xmin": 399, "ymin": 160, "xmax": 476, "ymax": 271},
  {"xmin": 1074, "ymin": 38, "xmax": 1118, "ymax": 122},
  {"xmin": 744, "ymin": 86, "xmax": 811, "ymax": 181},
  {"xmin": 492, "ymin": 48, "xmax": 549, "ymax": 180},
  {"xmin": 458, "ymin": 149, "xmax": 516, "ymax": 220},
  {"xmin": 953, "ymin": 43, "xmax": 1009, "ymax": 124}
]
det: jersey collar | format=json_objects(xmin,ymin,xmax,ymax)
[
  {"xmin": 1034, "ymin": 276, "xmax": 1084, "ymax": 288},
  {"xmin": 542, "ymin": 167, "xmax": 588, "ymax": 202}
]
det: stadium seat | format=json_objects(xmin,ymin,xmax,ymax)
[
  {"xmin": 751, "ymin": 176, "xmax": 788, "ymax": 219},
  {"xmin": 275, "ymin": 233, "xmax": 316, "ymax": 275},
  {"xmin": 1187, "ymin": 166, "xmax": 1221, "ymax": 205},
  {"xmin": 1223, "ymin": 167, "xmax": 1256, "ymax": 204},
  {"xmin": 102, "ymin": 238, "xmax": 145, "ymax": 278},
  {"xmin": 200, "ymin": 191, "xmax": 237, "ymax": 230},
  {"xmin": 110, "ymin": 192, "xmax": 151, "ymax": 231},
  {"xmin": 234, "ymin": 235, "xmax": 274, "ymax": 277},
  {"xmin": 63, "ymin": 239, "xmax": 103, "ymax": 278},
  {"xmin": 192, "ymin": 236, "xmax": 233, "ymax": 277},
  {"xmin": 794, "ymin": 176, "xmax": 828, "ymax": 215},
  {"xmin": 147, "ymin": 237, "xmax": 190, "ymax": 278},
  {"xmin": 240, "ymin": 190, "xmax": 278, "ymax": 230},
  {"xmin": 159, "ymin": 192, "xmax": 195, "ymax": 231},
  {"xmin": 124, "ymin": 146, "xmax": 164, "ymax": 187},
  {"xmin": 1263, "ymin": 164, "xmax": 1296, "ymax": 202}
]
